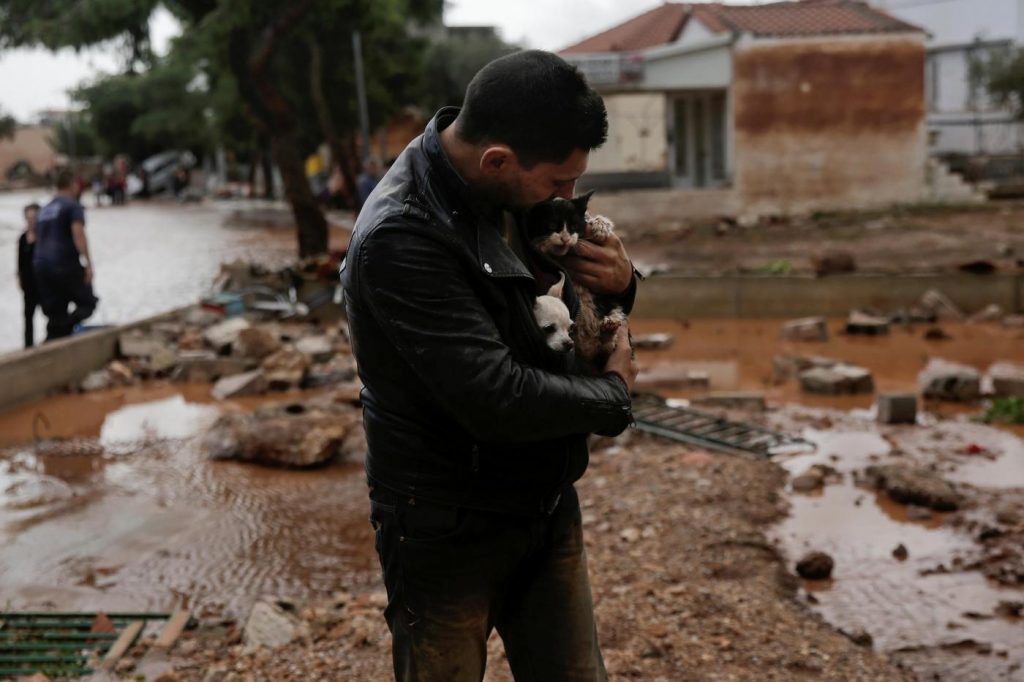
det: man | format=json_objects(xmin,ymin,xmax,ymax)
[
  {"xmin": 34, "ymin": 169, "xmax": 99, "ymax": 341},
  {"xmin": 341, "ymin": 50, "xmax": 639, "ymax": 681},
  {"xmin": 16, "ymin": 203, "xmax": 40, "ymax": 347}
]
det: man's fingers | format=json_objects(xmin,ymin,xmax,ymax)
[
  {"xmin": 569, "ymin": 239, "xmax": 603, "ymax": 261},
  {"xmin": 561, "ymin": 256, "xmax": 604, "ymax": 277}
]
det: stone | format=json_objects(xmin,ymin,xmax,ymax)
[
  {"xmin": 202, "ymin": 402, "xmax": 360, "ymax": 467},
  {"xmin": 691, "ymin": 392, "xmax": 766, "ymax": 411},
  {"xmin": 796, "ymin": 551, "xmax": 834, "ymax": 579},
  {"xmin": 845, "ymin": 310, "xmax": 889, "ymax": 336},
  {"xmin": 799, "ymin": 364, "xmax": 874, "ymax": 395},
  {"xmin": 791, "ymin": 472, "xmax": 824, "ymax": 493},
  {"xmin": 892, "ymin": 543, "xmax": 909, "ymax": 560},
  {"xmin": 995, "ymin": 506, "xmax": 1021, "ymax": 526},
  {"xmin": 172, "ymin": 352, "xmax": 251, "ymax": 384},
  {"xmin": 866, "ymin": 464, "xmax": 962, "ymax": 511},
  {"xmin": 243, "ymin": 596, "xmax": 310, "ymax": 650},
  {"xmin": 203, "ymin": 317, "xmax": 251, "ymax": 353},
  {"xmin": 149, "ymin": 345, "xmax": 180, "ymax": 374},
  {"xmin": 304, "ymin": 355, "xmax": 357, "ymax": 389},
  {"xmin": 876, "ymin": 393, "xmax": 917, "ymax": 424},
  {"xmin": 233, "ymin": 327, "xmax": 281, "ymax": 360},
  {"xmin": 80, "ymin": 369, "xmax": 112, "ymax": 392},
  {"xmin": 988, "ymin": 361, "xmax": 1024, "ymax": 397},
  {"xmin": 772, "ymin": 354, "xmax": 840, "ymax": 383},
  {"xmin": 969, "ymin": 303, "xmax": 1003, "ymax": 323},
  {"xmin": 920, "ymin": 289, "xmax": 965, "ymax": 321},
  {"xmin": 119, "ymin": 330, "xmax": 172, "ymax": 358},
  {"xmin": 843, "ymin": 628, "xmax": 873, "ymax": 647},
  {"xmin": 632, "ymin": 333, "xmax": 674, "ymax": 350},
  {"xmin": 781, "ymin": 317, "xmax": 829, "ymax": 342},
  {"xmin": 295, "ymin": 335, "xmax": 336, "ymax": 363},
  {"xmin": 183, "ymin": 306, "xmax": 223, "ymax": 328},
  {"xmin": 211, "ymin": 370, "xmax": 268, "ymax": 400},
  {"xmin": 262, "ymin": 348, "xmax": 309, "ymax": 389},
  {"xmin": 918, "ymin": 358, "xmax": 981, "ymax": 402}
]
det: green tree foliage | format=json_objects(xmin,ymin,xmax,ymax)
[
  {"xmin": 0, "ymin": 109, "xmax": 16, "ymax": 140},
  {"xmin": 973, "ymin": 45, "xmax": 1024, "ymax": 119},
  {"xmin": 419, "ymin": 27, "xmax": 520, "ymax": 112}
]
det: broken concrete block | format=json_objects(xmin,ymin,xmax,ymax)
[
  {"xmin": 969, "ymin": 303, "xmax": 1003, "ymax": 323},
  {"xmin": 799, "ymin": 364, "xmax": 874, "ymax": 395},
  {"xmin": 918, "ymin": 358, "xmax": 980, "ymax": 402},
  {"xmin": 172, "ymin": 352, "xmax": 251, "ymax": 384},
  {"xmin": 304, "ymin": 355, "xmax": 357, "ymax": 389},
  {"xmin": 80, "ymin": 369, "xmax": 113, "ymax": 392},
  {"xmin": 211, "ymin": 370, "xmax": 268, "ymax": 400},
  {"xmin": 243, "ymin": 596, "xmax": 310, "ymax": 650},
  {"xmin": 119, "ymin": 331, "xmax": 172, "ymax": 358},
  {"xmin": 772, "ymin": 354, "xmax": 840, "ymax": 383},
  {"xmin": 635, "ymin": 364, "xmax": 711, "ymax": 391},
  {"xmin": 845, "ymin": 310, "xmax": 890, "ymax": 336},
  {"xmin": 920, "ymin": 289, "xmax": 965, "ymax": 321},
  {"xmin": 866, "ymin": 464, "xmax": 962, "ymax": 511},
  {"xmin": 876, "ymin": 393, "xmax": 917, "ymax": 424},
  {"xmin": 295, "ymin": 335, "xmax": 335, "ymax": 363},
  {"xmin": 203, "ymin": 317, "xmax": 251, "ymax": 353},
  {"xmin": 234, "ymin": 326, "xmax": 281, "ymax": 360},
  {"xmin": 781, "ymin": 317, "xmax": 829, "ymax": 342},
  {"xmin": 632, "ymin": 333, "xmax": 675, "ymax": 350},
  {"xmin": 262, "ymin": 348, "xmax": 309, "ymax": 389},
  {"xmin": 149, "ymin": 345, "xmax": 180, "ymax": 374},
  {"xmin": 989, "ymin": 362, "xmax": 1024, "ymax": 397}
]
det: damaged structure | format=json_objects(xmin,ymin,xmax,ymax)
[{"xmin": 560, "ymin": 1, "xmax": 970, "ymax": 216}]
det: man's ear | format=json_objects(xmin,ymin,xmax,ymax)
[
  {"xmin": 546, "ymin": 272, "xmax": 565, "ymax": 299},
  {"xmin": 571, "ymin": 189, "xmax": 595, "ymax": 211},
  {"xmin": 479, "ymin": 145, "xmax": 515, "ymax": 177}
]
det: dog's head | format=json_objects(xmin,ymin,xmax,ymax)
[{"xmin": 533, "ymin": 274, "xmax": 574, "ymax": 353}]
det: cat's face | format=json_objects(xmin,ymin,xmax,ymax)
[{"xmin": 525, "ymin": 191, "xmax": 594, "ymax": 257}]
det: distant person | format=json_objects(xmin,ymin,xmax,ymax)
[
  {"xmin": 34, "ymin": 169, "xmax": 99, "ymax": 341},
  {"xmin": 91, "ymin": 171, "xmax": 104, "ymax": 207},
  {"xmin": 16, "ymin": 203, "xmax": 40, "ymax": 347},
  {"xmin": 356, "ymin": 158, "xmax": 380, "ymax": 209}
]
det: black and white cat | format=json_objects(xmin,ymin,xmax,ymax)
[{"xmin": 525, "ymin": 191, "xmax": 626, "ymax": 373}]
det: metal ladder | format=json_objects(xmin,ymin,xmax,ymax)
[{"xmin": 631, "ymin": 393, "xmax": 812, "ymax": 458}]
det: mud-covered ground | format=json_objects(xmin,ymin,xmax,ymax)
[{"xmin": 623, "ymin": 201, "xmax": 1024, "ymax": 276}]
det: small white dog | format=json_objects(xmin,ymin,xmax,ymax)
[{"xmin": 533, "ymin": 273, "xmax": 575, "ymax": 353}]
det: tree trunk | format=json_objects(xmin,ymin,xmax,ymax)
[
  {"xmin": 230, "ymin": 0, "xmax": 328, "ymax": 258},
  {"xmin": 260, "ymin": 141, "xmax": 275, "ymax": 199}
]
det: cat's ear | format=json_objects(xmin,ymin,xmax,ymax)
[
  {"xmin": 571, "ymin": 190, "xmax": 595, "ymax": 211},
  {"xmin": 546, "ymin": 272, "xmax": 565, "ymax": 299}
]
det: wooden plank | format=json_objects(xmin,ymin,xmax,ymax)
[
  {"xmin": 100, "ymin": 620, "xmax": 144, "ymax": 669},
  {"xmin": 153, "ymin": 610, "xmax": 190, "ymax": 649}
]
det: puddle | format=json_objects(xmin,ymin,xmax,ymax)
[
  {"xmin": 0, "ymin": 387, "xmax": 374, "ymax": 618},
  {"xmin": 769, "ymin": 412, "xmax": 1024, "ymax": 679}
]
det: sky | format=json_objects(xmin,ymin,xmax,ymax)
[{"xmin": 0, "ymin": 0, "xmax": 768, "ymax": 123}]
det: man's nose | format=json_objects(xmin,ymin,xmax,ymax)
[{"xmin": 554, "ymin": 183, "xmax": 575, "ymax": 200}]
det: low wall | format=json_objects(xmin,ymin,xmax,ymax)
[
  {"xmin": 632, "ymin": 273, "xmax": 1023, "ymax": 319},
  {"xmin": 0, "ymin": 307, "xmax": 190, "ymax": 413}
]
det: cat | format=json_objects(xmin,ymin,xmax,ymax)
[{"xmin": 525, "ymin": 190, "xmax": 626, "ymax": 373}]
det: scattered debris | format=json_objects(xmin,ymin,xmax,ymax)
[
  {"xmin": 876, "ymin": 393, "xmax": 917, "ymax": 424},
  {"xmin": 799, "ymin": 364, "xmax": 874, "ymax": 395},
  {"xmin": 781, "ymin": 316, "xmax": 829, "ymax": 342},
  {"xmin": 919, "ymin": 289, "xmax": 965, "ymax": 321},
  {"xmin": 210, "ymin": 370, "xmax": 268, "ymax": 401},
  {"xmin": 635, "ymin": 364, "xmax": 710, "ymax": 391},
  {"xmin": 233, "ymin": 326, "xmax": 282, "ymax": 360},
  {"xmin": 203, "ymin": 317, "xmax": 251, "ymax": 353},
  {"xmin": 892, "ymin": 543, "xmax": 909, "ymax": 561},
  {"xmin": 865, "ymin": 464, "xmax": 962, "ymax": 511},
  {"xmin": 796, "ymin": 551, "xmax": 834, "ymax": 579},
  {"xmin": 261, "ymin": 348, "xmax": 309, "ymax": 389},
  {"xmin": 918, "ymin": 358, "xmax": 981, "ymax": 402},
  {"xmin": 969, "ymin": 304, "xmax": 1003, "ymax": 324},
  {"xmin": 691, "ymin": 392, "xmax": 766, "ymax": 411},
  {"xmin": 845, "ymin": 310, "xmax": 889, "ymax": 336},
  {"xmin": 243, "ymin": 596, "xmax": 310, "ymax": 650},
  {"xmin": 988, "ymin": 361, "xmax": 1024, "ymax": 397}
]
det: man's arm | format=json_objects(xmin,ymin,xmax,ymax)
[
  {"xmin": 354, "ymin": 223, "xmax": 632, "ymax": 443},
  {"xmin": 70, "ymin": 220, "xmax": 93, "ymax": 284}
]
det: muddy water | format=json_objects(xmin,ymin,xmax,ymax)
[
  {"xmin": 769, "ymin": 412, "xmax": 1024, "ymax": 680},
  {"xmin": 0, "ymin": 191, "xmax": 351, "ymax": 355},
  {"xmin": 0, "ymin": 384, "xmax": 376, "ymax": 618},
  {"xmin": 632, "ymin": 318, "xmax": 1024, "ymax": 408}
]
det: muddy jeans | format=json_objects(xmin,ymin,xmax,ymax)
[{"xmin": 369, "ymin": 483, "xmax": 607, "ymax": 682}]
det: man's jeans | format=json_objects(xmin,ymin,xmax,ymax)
[{"xmin": 369, "ymin": 483, "xmax": 608, "ymax": 682}]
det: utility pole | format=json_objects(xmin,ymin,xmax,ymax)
[{"xmin": 352, "ymin": 30, "xmax": 371, "ymax": 163}]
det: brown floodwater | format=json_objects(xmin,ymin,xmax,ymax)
[
  {"xmin": 0, "ymin": 316, "xmax": 1022, "ymax": 668},
  {"xmin": 0, "ymin": 383, "xmax": 376, "ymax": 618}
]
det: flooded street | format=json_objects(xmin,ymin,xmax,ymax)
[{"xmin": 0, "ymin": 190, "xmax": 348, "ymax": 355}]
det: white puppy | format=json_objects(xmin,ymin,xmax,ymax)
[{"xmin": 533, "ymin": 273, "xmax": 575, "ymax": 353}]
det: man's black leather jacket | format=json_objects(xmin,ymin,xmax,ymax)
[{"xmin": 340, "ymin": 108, "xmax": 635, "ymax": 515}]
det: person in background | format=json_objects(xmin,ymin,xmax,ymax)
[
  {"xmin": 355, "ymin": 157, "xmax": 381, "ymax": 210},
  {"xmin": 34, "ymin": 169, "xmax": 99, "ymax": 341},
  {"xmin": 16, "ymin": 203, "xmax": 40, "ymax": 347}
]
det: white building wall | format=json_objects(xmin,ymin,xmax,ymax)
[{"xmin": 586, "ymin": 93, "xmax": 667, "ymax": 173}]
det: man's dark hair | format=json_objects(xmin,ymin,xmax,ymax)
[
  {"xmin": 23, "ymin": 203, "xmax": 39, "ymax": 216},
  {"xmin": 457, "ymin": 50, "xmax": 607, "ymax": 168},
  {"xmin": 55, "ymin": 169, "xmax": 74, "ymax": 190}
]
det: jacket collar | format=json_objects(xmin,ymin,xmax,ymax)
[{"xmin": 422, "ymin": 108, "xmax": 533, "ymax": 282}]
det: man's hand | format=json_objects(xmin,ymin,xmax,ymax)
[
  {"xmin": 560, "ymin": 229, "xmax": 632, "ymax": 295},
  {"xmin": 604, "ymin": 325, "xmax": 638, "ymax": 393}
]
